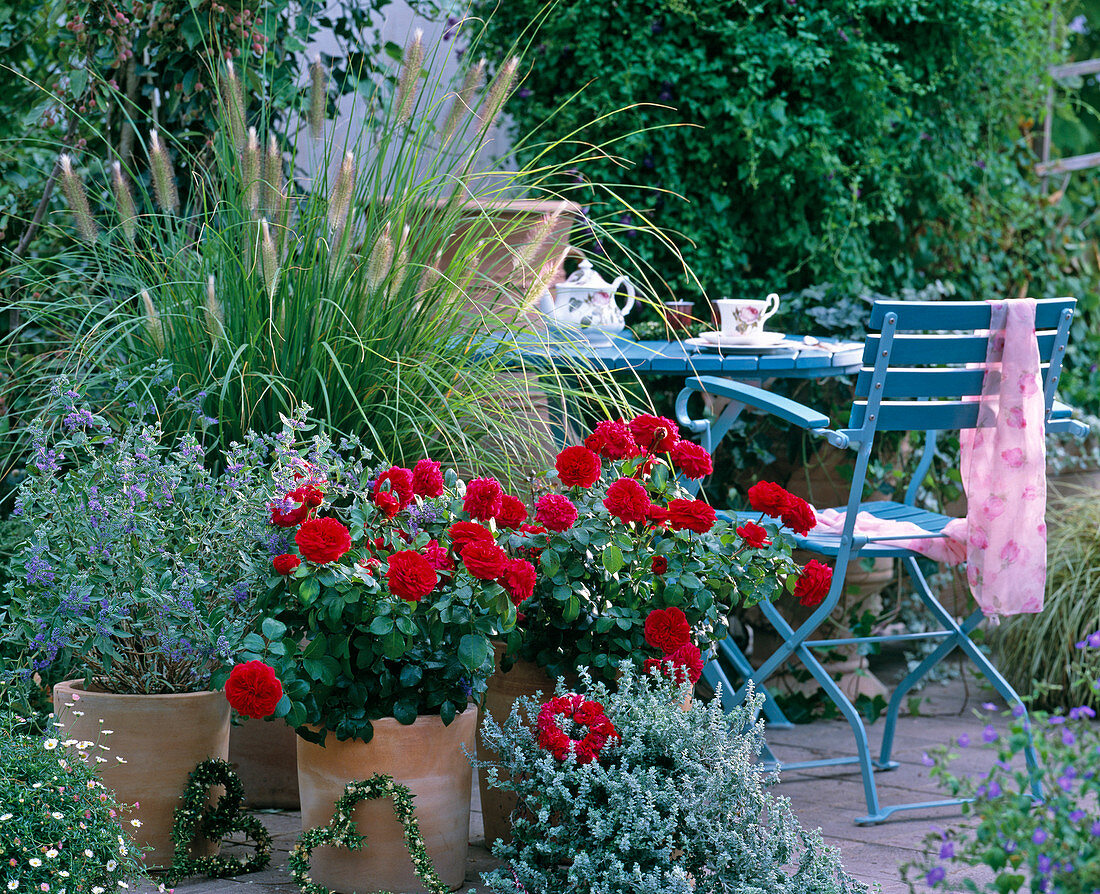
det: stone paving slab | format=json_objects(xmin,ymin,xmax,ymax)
[{"xmin": 136, "ymin": 675, "xmax": 1011, "ymax": 894}]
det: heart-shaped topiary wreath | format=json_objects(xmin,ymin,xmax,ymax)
[
  {"xmin": 288, "ymin": 773, "xmax": 449, "ymax": 894},
  {"xmin": 164, "ymin": 757, "xmax": 273, "ymax": 885}
]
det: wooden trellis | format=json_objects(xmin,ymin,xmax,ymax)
[{"xmin": 1039, "ymin": 57, "xmax": 1100, "ymax": 178}]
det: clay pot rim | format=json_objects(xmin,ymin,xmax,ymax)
[
  {"xmin": 54, "ymin": 680, "xmax": 224, "ymax": 701},
  {"xmin": 304, "ymin": 707, "xmax": 475, "ymax": 739}
]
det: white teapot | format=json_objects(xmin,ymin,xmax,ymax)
[{"xmin": 540, "ymin": 257, "xmax": 636, "ymax": 334}]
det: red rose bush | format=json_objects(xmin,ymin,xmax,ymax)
[
  {"xmin": 499, "ymin": 415, "xmax": 823, "ymax": 684},
  {"xmin": 248, "ymin": 456, "xmax": 529, "ymax": 743}
]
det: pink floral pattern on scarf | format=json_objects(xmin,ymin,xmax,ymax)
[{"xmin": 811, "ymin": 299, "xmax": 1046, "ymax": 619}]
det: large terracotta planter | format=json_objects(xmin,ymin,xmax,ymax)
[
  {"xmin": 229, "ymin": 717, "xmax": 300, "ymax": 809},
  {"xmin": 477, "ymin": 645, "xmax": 561, "ymax": 848},
  {"xmin": 297, "ymin": 709, "xmax": 476, "ymax": 893},
  {"xmin": 52, "ymin": 681, "xmax": 230, "ymax": 868}
]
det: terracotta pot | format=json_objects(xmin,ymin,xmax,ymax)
[
  {"xmin": 229, "ymin": 718, "xmax": 300, "ymax": 809},
  {"xmin": 52, "ymin": 681, "xmax": 230, "ymax": 869},
  {"xmin": 477, "ymin": 644, "xmax": 564, "ymax": 848},
  {"xmin": 297, "ymin": 709, "xmax": 476, "ymax": 893}
]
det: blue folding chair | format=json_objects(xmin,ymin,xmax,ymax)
[{"xmin": 675, "ymin": 298, "xmax": 1088, "ymax": 823}]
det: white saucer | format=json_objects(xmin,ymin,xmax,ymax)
[
  {"xmin": 697, "ymin": 331, "xmax": 787, "ymax": 348},
  {"xmin": 685, "ymin": 336, "xmax": 794, "ymax": 353}
]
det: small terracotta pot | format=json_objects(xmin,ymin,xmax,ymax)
[
  {"xmin": 477, "ymin": 644, "xmax": 563, "ymax": 848},
  {"xmin": 52, "ymin": 681, "xmax": 230, "ymax": 869},
  {"xmin": 663, "ymin": 300, "xmax": 695, "ymax": 333},
  {"xmin": 229, "ymin": 717, "xmax": 300, "ymax": 809},
  {"xmin": 297, "ymin": 709, "xmax": 476, "ymax": 893}
]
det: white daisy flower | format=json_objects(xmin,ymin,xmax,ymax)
[
  {"xmin": 51, "ymin": 812, "xmax": 63, "ymax": 820},
  {"xmin": 83, "ymin": 849, "xmax": 94, "ymax": 858},
  {"xmin": 0, "ymin": 813, "xmax": 11, "ymax": 821},
  {"xmin": 28, "ymin": 857, "xmax": 42, "ymax": 867},
  {"xmin": 7, "ymin": 881, "xmax": 18, "ymax": 890},
  {"xmin": 46, "ymin": 849, "xmax": 58, "ymax": 858},
  {"xmin": 92, "ymin": 888, "xmax": 105, "ymax": 894},
  {"xmin": 42, "ymin": 739, "xmax": 58, "ymax": 750},
  {"xmin": 105, "ymin": 860, "xmax": 117, "ymax": 872},
  {"xmin": 129, "ymin": 819, "xmax": 141, "ymax": 827}
]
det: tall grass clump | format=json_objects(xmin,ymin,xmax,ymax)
[
  {"xmin": 5, "ymin": 23, "xmax": 659, "ymax": 478},
  {"xmin": 996, "ymin": 488, "xmax": 1100, "ymax": 711}
]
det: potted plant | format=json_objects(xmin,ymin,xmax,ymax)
[
  {"xmin": 248, "ymin": 454, "xmax": 528, "ymax": 892},
  {"xmin": 476, "ymin": 413, "xmax": 824, "ymax": 843},
  {"xmin": 476, "ymin": 664, "xmax": 864, "ymax": 893},
  {"xmin": 3, "ymin": 382, "xmax": 272, "ymax": 867}
]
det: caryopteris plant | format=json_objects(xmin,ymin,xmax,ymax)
[{"xmin": 7, "ymin": 23, "xmax": 656, "ymax": 478}]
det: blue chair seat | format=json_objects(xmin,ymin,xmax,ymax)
[{"xmin": 719, "ymin": 502, "xmax": 956, "ymax": 557}]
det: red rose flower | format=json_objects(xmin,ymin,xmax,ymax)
[
  {"xmin": 422, "ymin": 540, "xmax": 453, "ymax": 575},
  {"xmin": 497, "ymin": 495, "xmax": 528, "ymax": 529},
  {"xmin": 295, "ymin": 516, "xmax": 352, "ymax": 565},
  {"xmin": 644, "ymin": 606, "xmax": 691, "ymax": 655},
  {"xmin": 651, "ymin": 556, "xmax": 668, "ymax": 574},
  {"xmin": 499, "ymin": 557, "xmax": 537, "ymax": 607},
  {"xmin": 603, "ymin": 477, "xmax": 651, "ymax": 524},
  {"xmin": 287, "ymin": 484, "xmax": 324, "ymax": 508},
  {"xmin": 224, "ymin": 661, "xmax": 283, "ymax": 719},
  {"xmin": 666, "ymin": 642, "xmax": 704, "ymax": 684},
  {"xmin": 374, "ymin": 490, "xmax": 401, "ymax": 519},
  {"xmin": 386, "ymin": 549, "xmax": 438, "ymax": 601},
  {"xmin": 463, "ymin": 477, "xmax": 504, "ymax": 521},
  {"xmin": 667, "ymin": 498, "xmax": 716, "ymax": 534},
  {"xmin": 794, "ymin": 559, "xmax": 833, "ymax": 607},
  {"xmin": 411, "ymin": 459, "xmax": 444, "ymax": 498},
  {"xmin": 747, "ymin": 481, "xmax": 795, "ymax": 518},
  {"xmin": 584, "ymin": 420, "xmax": 639, "ymax": 460},
  {"xmin": 669, "ymin": 440, "xmax": 713, "ymax": 480},
  {"xmin": 780, "ymin": 496, "xmax": 816, "ymax": 537},
  {"xmin": 645, "ymin": 504, "xmax": 670, "ymax": 527},
  {"xmin": 535, "ymin": 494, "xmax": 578, "ymax": 532},
  {"xmin": 555, "ymin": 445, "xmax": 602, "ymax": 488},
  {"xmin": 448, "ymin": 521, "xmax": 494, "ymax": 556},
  {"xmin": 536, "ymin": 694, "xmax": 618, "ymax": 764},
  {"xmin": 628, "ymin": 414, "xmax": 679, "ymax": 453},
  {"xmin": 273, "ymin": 553, "xmax": 300, "ymax": 575},
  {"xmin": 737, "ymin": 521, "xmax": 771, "ymax": 549},
  {"xmin": 270, "ymin": 502, "xmax": 308, "ymax": 528},
  {"xmin": 461, "ymin": 539, "xmax": 508, "ymax": 580},
  {"xmin": 374, "ymin": 466, "xmax": 414, "ymax": 509}
]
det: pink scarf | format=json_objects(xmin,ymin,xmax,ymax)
[{"xmin": 811, "ymin": 300, "xmax": 1047, "ymax": 619}]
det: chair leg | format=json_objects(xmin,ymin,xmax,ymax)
[{"xmin": 712, "ymin": 638, "xmax": 793, "ymax": 728}]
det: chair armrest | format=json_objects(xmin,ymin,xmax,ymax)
[
  {"xmin": 675, "ymin": 376, "xmax": 850, "ymax": 449},
  {"xmin": 684, "ymin": 377, "xmax": 829, "ymax": 429},
  {"xmin": 1048, "ymin": 401, "xmax": 1091, "ymax": 439}
]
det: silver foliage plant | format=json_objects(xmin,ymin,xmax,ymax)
[{"xmin": 477, "ymin": 666, "xmax": 867, "ymax": 894}]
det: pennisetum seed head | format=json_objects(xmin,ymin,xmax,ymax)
[
  {"xmin": 441, "ymin": 57, "xmax": 485, "ymax": 145},
  {"xmin": 221, "ymin": 60, "xmax": 247, "ymax": 148},
  {"xmin": 148, "ymin": 131, "xmax": 179, "ymax": 213},
  {"xmin": 58, "ymin": 154, "xmax": 99, "ymax": 242},
  {"xmin": 391, "ymin": 224, "xmax": 411, "ymax": 292},
  {"xmin": 262, "ymin": 134, "xmax": 283, "ymax": 219},
  {"xmin": 366, "ymin": 222, "xmax": 395, "ymax": 293},
  {"xmin": 243, "ymin": 127, "xmax": 260, "ymax": 212},
  {"xmin": 309, "ymin": 55, "xmax": 327, "ymax": 137},
  {"xmin": 394, "ymin": 28, "xmax": 424, "ymax": 125},
  {"xmin": 477, "ymin": 56, "xmax": 519, "ymax": 136},
  {"xmin": 328, "ymin": 151, "xmax": 356, "ymax": 233},
  {"xmin": 110, "ymin": 161, "xmax": 137, "ymax": 242},
  {"xmin": 417, "ymin": 248, "xmax": 444, "ymax": 297},
  {"xmin": 260, "ymin": 218, "xmax": 279, "ymax": 299},
  {"xmin": 513, "ymin": 210, "xmax": 563, "ymax": 271},
  {"xmin": 140, "ymin": 290, "xmax": 165, "ymax": 353},
  {"xmin": 203, "ymin": 274, "xmax": 226, "ymax": 348}
]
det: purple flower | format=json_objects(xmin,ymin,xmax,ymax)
[
  {"xmin": 981, "ymin": 702, "xmax": 998, "ymax": 711},
  {"xmin": 922, "ymin": 752, "xmax": 935, "ymax": 767},
  {"xmin": 1070, "ymin": 809, "xmax": 1085, "ymax": 822},
  {"xmin": 957, "ymin": 734, "xmax": 970, "ymax": 748},
  {"xmin": 62, "ymin": 408, "xmax": 97, "ymax": 431},
  {"xmin": 1033, "ymin": 828, "xmax": 1047, "ymax": 845},
  {"xmin": 1091, "ymin": 820, "xmax": 1100, "ymax": 837},
  {"xmin": 442, "ymin": 15, "xmax": 460, "ymax": 41},
  {"xmin": 1068, "ymin": 14, "xmax": 1088, "ymax": 34},
  {"xmin": 939, "ymin": 841, "xmax": 954, "ymax": 860},
  {"xmin": 926, "ymin": 866, "xmax": 946, "ymax": 887},
  {"xmin": 517, "ymin": 88, "xmax": 533, "ymax": 99},
  {"xmin": 1070, "ymin": 706, "xmax": 1096, "ymax": 720},
  {"xmin": 1012, "ymin": 703, "xmax": 1026, "ymax": 718},
  {"xmin": 1038, "ymin": 854, "xmax": 1052, "ymax": 874},
  {"xmin": 987, "ymin": 780, "xmax": 1002, "ymax": 798},
  {"xmin": 1063, "ymin": 730, "xmax": 1077, "ymax": 746},
  {"xmin": 982, "ymin": 725, "xmax": 998, "ymax": 743},
  {"xmin": 1048, "ymin": 715, "xmax": 1065, "ymax": 725},
  {"xmin": 1075, "ymin": 631, "xmax": 1100, "ymax": 649},
  {"xmin": 1058, "ymin": 774, "xmax": 1075, "ymax": 792}
]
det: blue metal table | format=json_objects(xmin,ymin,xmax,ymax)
[{"xmin": 503, "ymin": 330, "xmax": 863, "ymax": 380}]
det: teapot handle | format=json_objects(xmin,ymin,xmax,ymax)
[{"xmin": 609, "ymin": 276, "xmax": 636, "ymax": 317}]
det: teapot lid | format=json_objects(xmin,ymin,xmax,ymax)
[{"xmin": 562, "ymin": 258, "xmax": 614, "ymax": 290}]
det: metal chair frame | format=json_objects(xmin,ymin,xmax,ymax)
[{"xmin": 675, "ymin": 298, "xmax": 1088, "ymax": 823}]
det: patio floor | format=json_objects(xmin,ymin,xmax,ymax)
[{"xmin": 139, "ymin": 670, "xmax": 1011, "ymax": 893}]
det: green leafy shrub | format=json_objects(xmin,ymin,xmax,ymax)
[
  {"xmin": 477, "ymin": 666, "xmax": 866, "ymax": 894},
  {"xmin": 0, "ymin": 712, "xmax": 146, "ymax": 892},
  {"xmin": 473, "ymin": 0, "xmax": 1089, "ymax": 305}
]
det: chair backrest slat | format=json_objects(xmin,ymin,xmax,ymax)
[
  {"xmin": 862, "ymin": 332, "xmax": 1060, "ymax": 366},
  {"xmin": 853, "ymin": 364, "xmax": 1052, "ymax": 399},
  {"xmin": 850, "ymin": 400, "xmax": 981, "ymax": 431},
  {"xmin": 868, "ymin": 299, "xmax": 1073, "ymax": 331}
]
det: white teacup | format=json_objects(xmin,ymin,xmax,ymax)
[{"xmin": 713, "ymin": 293, "xmax": 780, "ymax": 338}]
